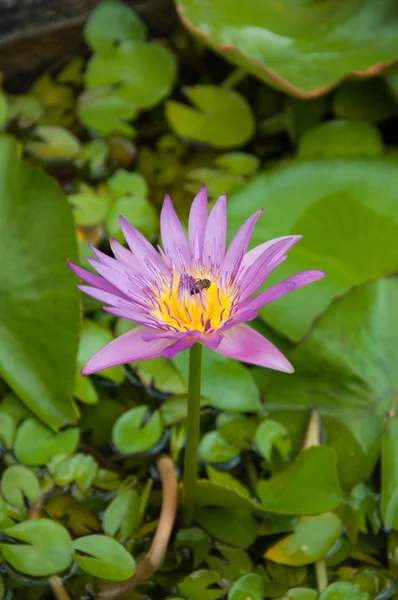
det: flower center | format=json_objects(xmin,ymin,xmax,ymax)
[{"xmin": 150, "ymin": 272, "xmax": 233, "ymax": 333}]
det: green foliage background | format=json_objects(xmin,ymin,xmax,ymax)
[{"xmin": 0, "ymin": 0, "xmax": 397, "ymax": 598}]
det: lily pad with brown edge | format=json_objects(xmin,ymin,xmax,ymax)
[{"xmin": 176, "ymin": 0, "xmax": 398, "ymax": 98}]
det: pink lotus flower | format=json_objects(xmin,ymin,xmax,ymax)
[{"xmin": 69, "ymin": 187, "xmax": 324, "ymax": 375}]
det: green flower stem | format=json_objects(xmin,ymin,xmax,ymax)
[
  {"xmin": 315, "ymin": 559, "xmax": 328, "ymax": 592},
  {"xmin": 182, "ymin": 342, "xmax": 202, "ymax": 527},
  {"xmin": 222, "ymin": 67, "xmax": 248, "ymax": 89}
]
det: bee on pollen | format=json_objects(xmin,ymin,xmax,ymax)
[{"xmin": 190, "ymin": 278, "xmax": 211, "ymax": 295}]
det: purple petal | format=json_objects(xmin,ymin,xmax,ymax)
[
  {"xmin": 120, "ymin": 217, "xmax": 170, "ymax": 278},
  {"xmin": 160, "ymin": 195, "xmax": 191, "ymax": 272},
  {"xmin": 68, "ymin": 261, "xmax": 129, "ymax": 300},
  {"xmin": 203, "ymin": 194, "xmax": 227, "ymax": 268},
  {"xmin": 77, "ymin": 285, "xmax": 130, "ymax": 307},
  {"xmin": 81, "ymin": 326, "xmax": 174, "ymax": 375},
  {"xmin": 162, "ymin": 335, "xmax": 198, "ymax": 359},
  {"xmin": 110, "ymin": 239, "xmax": 139, "ymax": 270},
  {"xmin": 200, "ymin": 332, "xmax": 222, "ymax": 349},
  {"xmin": 220, "ymin": 210, "xmax": 262, "ymax": 281},
  {"xmin": 87, "ymin": 258, "xmax": 135, "ymax": 298},
  {"xmin": 241, "ymin": 235, "xmax": 302, "ymax": 270},
  {"xmin": 189, "ymin": 185, "xmax": 208, "ymax": 259},
  {"xmin": 216, "ymin": 323, "xmax": 294, "ymax": 372},
  {"xmin": 242, "ymin": 270, "xmax": 326, "ymax": 312},
  {"xmin": 239, "ymin": 237, "xmax": 302, "ymax": 300}
]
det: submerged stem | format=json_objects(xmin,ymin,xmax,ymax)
[{"xmin": 182, "ymin": 342, "xmax": 203, "ymax": 527}]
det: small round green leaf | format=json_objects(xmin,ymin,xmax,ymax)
[
  {"xmin": 228, "ymin": 573, "xmax": 265, "ymax": 600},
  {"xmin": 14, "ymin": 418, "xmax": 79, "ymax": 466},
  {"xmin": 84, "ymin": 0, "xmax": 146, "ymax": 52},
  {"xmin": 69, "ymin": 190, "xmax": 109, "ymax": 227},
  {"xmin": 0, "ymin": 465, "xmax": 40, "ymax": 509},
  {"xmin": 0, "ymin": 519, "xmax": 73, "ymax": 576},
  {"xmin": 255, "ymin": 419, "xmax": 291, "ymax": 460},
  {"xmin": 73, "ymin": 534, "xmax": 135, "ymax": 581},
  {"xmin": 78, "ymin": 319, "xmax": 124, "ymax": 383},
  {"xmin": 26, "ymin": 126, "xmax": 80, "ymax": 161},
  {"xmin": 214, "ymin": 152, "xmax": 260, "ymax": 176},
  {"xmin": 265, "ymin": 513, "xmax": 342, "ymax": 566},
  {"xmin": 78, "ymin": 89, "xmax": 137, "ymax": 136},
  {"xmin": 108, "ymin": 169, "xmax": 148, "ymax": 199},
  {"xmin": 86, "ymin": 41, "xmax": 176, "ymax": 110},
  {"xmin": 196, "ymin": 507, "xmax": 258, "ymax": 549},
  {"xmin": 112, "ymin": 406, "xmax": 163, "ymax": 455},
  {"xmin": 199, "ymin": 431, "xmax": 240, "ymax": 465},
  {"xmin": 166, "ymin": 85, "xmax": 254, "ymax": 148},
  {"xmin": 106, "ymin": 195, "xmax": 157, "ymax": 241},
  {"xmin": 178, "ymin": 570, "xmax": 224, "ymax": 600},
  {"xmin": 319, "ymin": 582, "xmax": 370, "ymax": 600}
]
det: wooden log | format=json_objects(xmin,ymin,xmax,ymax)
[{"xmin": 0, "ymin": 0, "xmax": 176, "ymax": 78}]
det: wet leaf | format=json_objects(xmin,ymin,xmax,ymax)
[
  {"xmin": 14, "ymin": 418, "xmax": 79, "ymax": 466},
  {"xmin": 173, "ymin": 347, "xmax": 260, "ymax": 412},
  {"xmin": 178, "ymin": 570, "xmax": 224, "ymax": 600},
  {"xmin": 26, "ymin": 126, "xmax": 80, "ymax": 161},
  {"xmin": 166, "ymin": 85, "xmax": 255, "ymax": 148},
  {"xmin": 84, "ymin": 0, "xmax": 146, "ymax": 52},
  {"xmin": 73, "ymin": 534, "xmax": 135, "ymax": 580},
  {"xmin": 0, "ymin": 136, "xmax": 79, "ymax": 428},
  {"xmin": 265, "ymin": 513, "xmax": 342, "ymax": 566},
  {"xmin": 298, "ymin": 121, "xmax": 384, "ymax": 159},
  {"xmin": 112, "ymin": 406, "xmax": 163, "ymax": 455},
  {"xmin": 0, "ymin": 466, "xmax": 40, "ymax": 510},
  {"xmin": 257, "ymin": 447, "xmax": 342, "ymax": 515},
  {"xmin": 0, "ymin": 519, "xmax": 73, "ymax": 576},
  {"xmin": 86, "ymin": 41, "xmax": 176, "ymax": 109},
  {"xmin": 228, "ymin": 158, "xmax": 398, "ymax": 340},
  {"xmin": 176, "ymin": 0, "xmax": 398, "ymax": 97},
  {"xmin": 266, "ymin": 278, "xmax": 398, "ymax": 488},
  {"xmin": 255, "ymin": 419, "xmax": 291, "ymax": 460},
  {"xmin": 103, "ymin": 490, "xmax": 140, "ymax": 540}
]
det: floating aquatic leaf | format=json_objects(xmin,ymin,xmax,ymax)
[
  {"xmin": 86, "ymin": 41, "xmax": 176, "ymax": 109},
  {"xmin": 0, "ymin": 519, "xmax": 73, "ymax": 577},
  {"xmin": 176, "ymin": 0, "xmax": 398, "ymax": 97},
  {"xmin": 112, "ymin": 406, "xmax": 163, "ymax": 455},
  {"xmin": 255, "ymin": 419, "xmax": 291, "ymax": 461},
  {"xmin": 228, "ymin": 158, "xmax": 398, "ymax": 340},
  {"xmin": 265, "ymin": 513, "xmax": 342, "ymax": 566},
  {"xmin": 73, "ymin": 534, "xmax": 135, "ymax": 580},
  {"xmin": 78, "ymin": 88, "xmax": 137, "ymax": 136},
  {"xmin": 84, "ymin": 0, "xmax": 146, "ymax": 52},
  {"xmin": 166, "ymin": 85, "xmax": 255, "ymax": 148},
  {"xmin": 0, "ymin": 136, "xmax": 79, "ymax": 429},
  {"xmin": 26, "ymin": 126, "xmax": 80, "ymax": 161},
  {"xmin": 257, "ymin": 447, "xmax": 342, "ymax": 515},
  {"xmin": 0, "ymin": 466, "xmax": 40, "ymax": 510},
  {"xmin": 298, "ymin": 121, "xmax": 384, "ymax": 159}
]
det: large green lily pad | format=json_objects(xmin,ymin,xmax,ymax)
[
  {"xmin": 227, "ymin": 157, "xmax": 398, "ymax": 341},
  {"xmin": 0, "ymin": 136, "xmax": 79, "ymax": 429},
  {"xmin": 176, "ymin": 0, "xmax": 398, "ymax": 97},
  {"xmin": 266, "ymin": 278, "xmax": 398, "ymax": 489}
]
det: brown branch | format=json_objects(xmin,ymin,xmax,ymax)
[{"xmin": 96, "ymin": 455, "xmax": 178, "ymax": 600}]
